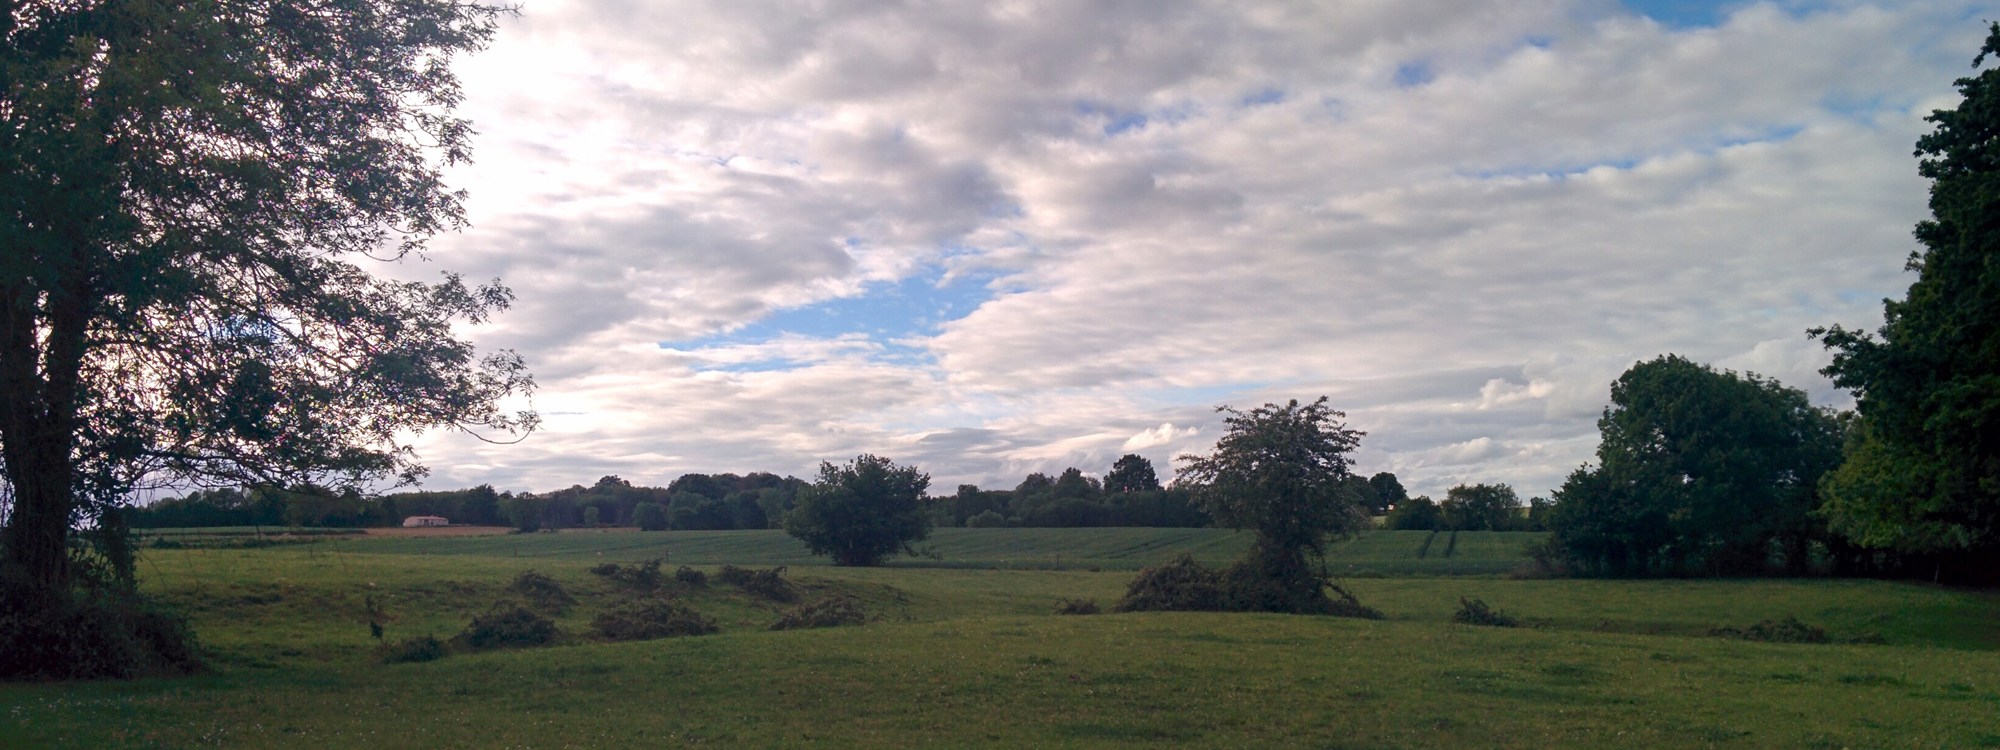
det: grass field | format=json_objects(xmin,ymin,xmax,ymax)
[{"xmin": 5, "ymin": 527, "xmax": 1998, "ymax": 748}]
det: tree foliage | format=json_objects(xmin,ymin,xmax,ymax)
[
  {"xmin": 784, "ymin": 455, "xmax": 931, "ymax": 566},
  {"xmin": 1366, "ymin": 472, "xmax": 1409, "ymax": 515},
  {"xmin": 0, "ymin": 0, "xmax": 532, "ymax": 604},
  {"xmin": 1810, "ymin": 23, "xmax": 2000, "ymax": 582},
  {"xmin": 1177, "ymin": 398, "xmax": 1368, "ymax": 554},
  {"xmin": 1173, "ymin": 398, "xmax": 1369, "ymax": 613},
  {"xmin": 1440, "ymin": 483, "xmax": 1522, "ymax": 531},
  {"xmin": 1104, "ymin": 454, "xmax": 1162, "ymax": 494},
  {"xmin": 1547, "ymin": 356, "xmax": 1844, "ymax": 576}
]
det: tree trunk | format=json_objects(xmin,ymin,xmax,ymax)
[{"xmin": 0, "ymin": 273, "xmax": 93, "ymax": 596}]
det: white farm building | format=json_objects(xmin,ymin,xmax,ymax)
[{"xmin": 401, "ymin": 515, "xmax": 449, "ymax": 528}]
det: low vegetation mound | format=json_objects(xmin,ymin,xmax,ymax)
[
  {"xmin": 1115, "ymin": 554, "xmax": 1381, "ymax": 618},
  {"xmin": 454, "ymin": 606, "xmax": 558, "ymax": 651},
  {"xmin": 590, "ymin": 558, "xmax": 665, "ymax": 590},
  {"xmin": 770, "ymin": 596, "xmax": 866, "ymax": 630},
  {"xmin": 0, "ymin": 580, "xmax": 202, "ymax": 680},
  {"xmin": 675, "ymin": 566, "xmax": 708, "ymax": 587},
  {"xmin": 1115, "ymin": 555, "xmax": 1225, "ymax": 612},
  {"xmin": 1709, "ymin": 616, "xmax": 1828, "ymax": 644},
  {"xmin": 380, "ymin": 635, "xmax": 446, "ymax": 664},
  {"xmin": 1452, "ymin": 597, "xmax": 1520, "ymax": 627},
  {"xmin": 717, "ymin": 565, "xmax": 798, "ymax": 602},
  {"xmin": 1053, "ymin": 597, "xmax": 1100, "ymax": 615},
  {"xmin": 593, "ymin": 598, "xmax": 719, "ymax": 641},
  {"xmin": 507, "ymin": 570, "xmax": 576, "ymax": 612}
]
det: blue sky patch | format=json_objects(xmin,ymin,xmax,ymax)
[
  {"xmin": 1393, "ymin": 61, "xmax": 1434, "ymax": 88},
  {"xmin": 1240, "ymin": 87, "xmax": 1285, "ymax": 108},
  {"xmin": 663, "ymin": 270, "xmax": 994, "ymax": 372}
]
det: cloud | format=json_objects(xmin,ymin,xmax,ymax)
[
  {"xmin": 1122, "ymin": 423, "xmax": 1200, "ymax": 452},
  {"xmin": 391, "ymin": 1, "xmax": 1979, "ymax": 501}
]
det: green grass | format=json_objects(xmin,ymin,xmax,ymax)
[
  {"xmin": 332, "ymin": 526, "xmax": 1259, "ymax": 570},
  {"xmin": 6, "ymin": 527, "xmax": 1998, "ymax": 748}
]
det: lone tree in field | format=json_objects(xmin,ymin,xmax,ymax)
[
  {"xmin": 1175, "ymin": 398, "xmax": 1370, "ymax": 614},
  {"xmin": 1810, "ymin": 23, "xmax": 2000, "ymax": 584},
  {"xmin": 785, "ymin": 455, "xmax": 931, "ymax": 566},
  {"xmin": 1, "ymin": 1, "xmax": 532, "ymax": 677}
]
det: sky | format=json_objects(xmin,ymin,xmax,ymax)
[{"xmin": 392, "ymin": 0, "xmax": 1988, "ymax": 500}]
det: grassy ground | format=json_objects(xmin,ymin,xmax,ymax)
[{"xmin": 5, "ymin": 527, "xmax": 1997, "ymax": 748}]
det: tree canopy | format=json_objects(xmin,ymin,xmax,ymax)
[
  {"xmin": 1174, "ymin": 398, "xmax": 1369, "ymax": 613},
  {"xmin": 784, "ymin": 455, "xmax": 931, "ymax": 566},
  {"xmin": 1104, "ymin": 454, "xmax": 1162, "ymax": 493},
  {"xmin": 1441, "ymin": 483, "xmax": 1522, "ymax": 531},
  {"xmin": 1810, "ymin": 23, "xmax": 2000, "ymax": 582},
  {"xmin": 1, "ymin": 1, "xmax": 534, "ymax": 600},
  {"xmin": 1547, "ymin": 355, "xmax": 1843, "ymax": 576}
]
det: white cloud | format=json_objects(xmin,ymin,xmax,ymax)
[
  {"xmin": 391, "ymin": 1, "xmax": 1979, "ymax": 500},
  {"xmin": 1122, "ymin": 423, "xmax": 1200, "ymax": 452}
]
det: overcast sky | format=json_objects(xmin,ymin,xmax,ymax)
[{"xmin": 395, "ymin": 0, "xmax": 1986, "ymax": 499}]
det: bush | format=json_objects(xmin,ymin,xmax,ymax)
[
  {"xmin": 453, "ymin": 606, "xmax": 558, "ymax": 651},
  {"xmin": 0, "ymin": 576, "xmax": 202, "ymax": 680},
  {"xmin": 1114, "ymin": 552, "xmax": 1381, "ymax": 618},
  {"xmin": 964, "ymin": 509, "xmax": 1009, "ymax": 528},
  {"xmin": 589, "ymin": 558, "xmax": 664, "ymax": 590},
  {"xmin": 770, "ymin": 596, "xmax": 866, "ymax": 630},
  {"xmin": 381, "ymin": 635, "xmax": 446, "ymax": 664},
  {"xmin": 1115, "ymin": 555, "xmax": 1225, "ymax": 612},
  {"xmin": 1452, "ymin": 597, "xmax": 1519, "ymax": 627},
  {"xmin": 1709, "ymin": 616, "xmax": 1828, "ymax": 644},
  {"xmin": 507, "ymin": 570, "xmax": 576, "ymax": 612},
  {"xmin": 674, "ymin": 566, "xmax": 708, "ymax": 587},
  {"xmin": 717, "ymin": 565, "xmax": 797, "ymax": 602},
  {"xmin": 592, "ymin": 598, "xmax": 718, "ymax": 641},
  {"xmin": 1053, "ymin": 597, "xmax": 1100, "ymax": 615}
]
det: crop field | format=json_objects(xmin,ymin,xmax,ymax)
[{"xmin": 6, "ymin": 528, "xmax": 1999, "ymax": 748}]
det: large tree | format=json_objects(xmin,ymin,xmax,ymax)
[
  {"xmin": 1104, "ymin": 453, "xmax": 1162, "ymax": 494},
  {"xmin": 1, "ymin": 1, "xmax": 532, "ymax": 599},
  {"xmin": 1175, "ymin": 398, "xmax": 1368, "ymax": 613},
  {"xmin": 784, "ymin": 455, "xmax": 931, "ymax": 566},
  {"xmin": 1810, "ymin": 23, "xmax": 2000, "ymax": 583},
  {"xmin": 1440, "ymin": 483, "xmax": 1521, "ymax": 531},
  {"xmin": 1547, "ymin": 356, "xmax": 1843, "ymax": 576}
]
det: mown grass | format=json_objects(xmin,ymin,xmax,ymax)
[{"xmin": 4, "ymin": 527, "xmax": 1997, "ymax": 748}]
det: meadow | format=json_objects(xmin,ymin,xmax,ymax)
[{"xmin": 4, "ymin": 528, "xmax": 1997, "ymax": 748}]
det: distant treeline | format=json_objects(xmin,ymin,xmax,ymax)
[{"xmin": 128, "ymin": 455, "xmax": 1418, "ymax": 532}]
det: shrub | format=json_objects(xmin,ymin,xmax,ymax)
[
  {"xmin": 1709, "ymin": 616, "xmax": 1828, "ymax": 644},
  {"xmin": 0, "ymin": 575, "xmax": 202, "ymax": 680},
  {"xmin": 454, "ymin": 606, "xmax": 558, "ymax": 651},
  {"xmin": 592, "ymin": 598, "xmax": 718, "ymax": 641},
  {"xmin": 717, "ymin": 565, "xmax": 797, "ymax": 602},
  {"xmin": 381, "ymin": 635, "xmax": 446, "ymax": 664},
  {"xmin": 1115, "ymin": 555, "xmax": 1225, "ymax": 612},
  {"xmin": 1114, "ymin": 552, "xmax": 1381, "ymax": 619},
  {"xmin": 675, "ymin": 566, "xmax": 708, "ymax": 587},
  {"xmin": 770, "ymin": 596, "xmax": 866, "ymax": 630},
  {"xmin": 507, "ymin": 570, "xmax": 576, "ymax": 612},
  {"xmin": 1453, "ymin": 597, "xmax": 1519, "ymax": 627},
  {"xmin": 589, "ymin": 558, "xmax": 664, "ymax": 590},
  {"xmin": 1053, "ymin": 597, "xmax": 1100, "ymax": 615},
  {"xmin": 964, "ymin": 509, "xmax": 1010, "ymax": 528}
]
